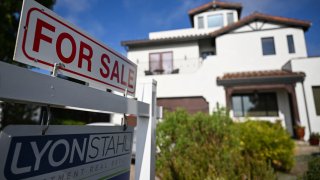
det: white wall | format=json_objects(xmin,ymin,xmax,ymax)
[
  {"xmin": 284, "ymin": 57, "xmax": 320, "ymax": 138},
  {"xmin": 216, "ymin": 25, "xmax": 308, "ymax": 71}
]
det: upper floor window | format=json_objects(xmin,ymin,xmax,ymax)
[
  {"xmin": 287, "ymin": 35, "xmax": 295, "ymax": 54},
  {"xmin": 227, "ymin": 13, "xmax": 234, "ymax": 25},
  {"xmin": 149, "ymin": 52, "xmax": 173, "ymax": 75},
  {"xmin": 198, "ymin": 16, "xmax": 204, "ymax": 29},
  {"xmin": 261, "ymin": 37, "xmax": 276, "ymax": 55},
  {"xmin": 312, "ymin": 86, "xmax": 320, "ymax": 116},
  {"xmin": 208, "ymin": 14, "xmax": 223, "ymax": 28}
]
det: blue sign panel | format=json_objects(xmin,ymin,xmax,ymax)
[{"xmin": 0, "ymin": 125, "xmax": 133, "ymax": 180}]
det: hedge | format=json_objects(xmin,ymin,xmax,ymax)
[{"xmin": 156, "ymin": 108, "xmax": 294, "ymax": 179}]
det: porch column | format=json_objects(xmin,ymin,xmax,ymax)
[
  {"xmin": 225, "ymin": 87, "xmax": 233, "ymax": 111},
  {"xmin": 285, "ymin": 84, "xmax": 300, "ymax": 125}
]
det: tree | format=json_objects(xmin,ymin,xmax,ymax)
[
  {"xmin": 0, "ymin": 0, "xmax": 56, "ymax": 129},
  {"xmin": 0, "ymin": 0, "xmax": 55, "ymax": 63}
]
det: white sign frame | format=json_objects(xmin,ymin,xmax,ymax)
[
  {"xmin": 0, "ymin": 61, "xmax": 157, "ymax": 180},
  {"xmin": 14, "ymin": 0, "xmax": 137, "ymax": 95}
]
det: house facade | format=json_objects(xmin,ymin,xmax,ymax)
[{"xmin": 121, "ymin": 1, "xmax": 320, "ymax": 139}]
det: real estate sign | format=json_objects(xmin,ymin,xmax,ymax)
[
  {"xmin": 0, "ymin": 125, "xmax": 133, "ymax": 180},
  {"xmin": 14, "ymin": 0, "xmax": 137, "ymax": 95}
]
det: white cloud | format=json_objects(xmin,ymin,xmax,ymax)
[
  {"xmin": 55, "ymin": 0, "xmax": 90, "ymax": 13},
  {"xmin": 228, "ymin": 0, "xmax": 299, "ymax": 16},
  {"xmin": 155, "ymin": 0, "xmax": 205, "ymax": 26},
  {"xmin": 54, "ymin": 0, "xmax": 106, "ymax": 42},
  {"xmin": 139, "ymin": 0, "xmax": 208, "ymax": 29},
  {"xmin": 83, "ymin": 21, "xmax": 106, "ymax": 40}
]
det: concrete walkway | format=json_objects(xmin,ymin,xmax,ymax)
[{"xmin": 278, "ymin": 140, "xmax": 320, "ymax": 180}]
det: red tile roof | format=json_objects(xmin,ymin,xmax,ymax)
[
  {"xmin": 210, "ymin": 12, "xmax": 311, "ymax": 37},
  {"xmin": 217, "ymin": 70, "xmax": 305, "ymax": 80},
  {"xmin": 122, "ymin": 12, "xmax": 311, "ymax": 47}
]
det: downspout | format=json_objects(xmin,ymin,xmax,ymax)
[{"xmin": 301, "ymin": 81, "xmax": 312, "ymax": 134}]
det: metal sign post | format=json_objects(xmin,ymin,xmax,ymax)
[{"xmin": 135, "ymin": 80, "xmax": 157, "ymax": 180}]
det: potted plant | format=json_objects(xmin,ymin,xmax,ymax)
[
  {"xmin": 294, "ymin": 124, "xmax": 305, "ymax": 140},
  {"xmin": 309, "ymin": 132, "xmax": 320, "ymax": 146}
]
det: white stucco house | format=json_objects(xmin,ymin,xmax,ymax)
[{"xmin": 121, "ymin": 1, "xmax": 320, "ymax": 139}]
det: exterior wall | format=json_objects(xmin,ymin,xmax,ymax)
[
  {"xmin": 127, "ymin": 42, "xmax": 200, "ymax": 76},
  {"xmin": 157, "ymin": 97, "xmax": 209, "ymax": 114},
  {"xmin": 283, "ymin": 57, "xmax": 320, "ymax": 138},
  {"xmin": 216, "ymin": 26, "xmax": 308, "ymax": 71},
  {"xmin": 127, "ymin": 21, "xmax": 309, "ymax": 131}
]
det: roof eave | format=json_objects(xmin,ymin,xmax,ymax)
[
  {"xmin": 217, "ymin": 75, "xmax": 305, "ymax": 87},
  {"xmin": 121, "ymin": 35, "xmax": 211, "ymax": 48}
]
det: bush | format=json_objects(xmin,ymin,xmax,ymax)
[
  {"xmin": 52, "ymin": 119, "xmax": 86, "ymax": 125},
  {"xmin": 238, "ymin": 120, "xmax": 295, "ymax": 171},
  {"xmin": 156, "ymin": 108, "xmax": 277, "ymax": 179},
  {"xmin": 303, "ymin": 157, "xmax": 320, "ymax": 180}
]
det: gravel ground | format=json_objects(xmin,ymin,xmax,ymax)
[{"xmin": 278, "ymin": 140, "xmax": 320, "ymax": 180}]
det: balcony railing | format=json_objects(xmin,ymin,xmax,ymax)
[
  {"xmin": 144, "ymin": 68, "xmax": 179, "ymax": 76},
  {"xmin": 136, "ymin": 57, "xmax": 203, "ymax": 76}
]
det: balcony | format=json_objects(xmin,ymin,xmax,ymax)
[{"xmin": 136, "ymin": 58, "xmax": 203, "ymax": 76}]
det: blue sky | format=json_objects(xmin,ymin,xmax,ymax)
[{"xmin": 54, "ymin": 0, "xmax": 320, "ymax": 57}]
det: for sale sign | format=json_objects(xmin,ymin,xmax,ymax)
[
  {"xmin": 0, "ymin": 125, "xmax": 133, "ymax": 180},
  {"xmin": 14, "ymin": 0, "xmax": 137, "ymax": 95}
]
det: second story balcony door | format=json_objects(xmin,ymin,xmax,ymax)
[{"xmin": 149, "ymin": 52, "xmax": 173, "ymax": 75}]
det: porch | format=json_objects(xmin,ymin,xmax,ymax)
[{"xmin": 217, "ymin": 70, "xmax": 305, "ymax": 137}]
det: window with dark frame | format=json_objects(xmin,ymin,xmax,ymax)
[
  {"xmin": 232, "ymin": 93, "xmax": 279, "ymax": 117},
  {"xmin": 149, "ymin": 52, "xmax": 173, "ymax": 75},
  {"xmin": 312, "ymin": 86, "xmax": 320, "ymax": 116},
  {"xmin": 198, "ymin": 16, "xmax": 204, "ymax": 29},
  {"xmin": 287, "ymin": 35, "xmax": 295, "ymax": 54},
  {"xmin": 261, "ymin": 37, "xmax": 276, "ymax": 55}
]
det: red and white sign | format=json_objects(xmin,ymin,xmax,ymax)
[{"xmin": 14, "ymin": 0, "xmax": 137, "ymax": 95}]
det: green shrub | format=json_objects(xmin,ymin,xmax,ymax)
[
  {"xmin": 238, "ymin": 120, "xmax": 295, "ymax": 171},
  {"xmin": 156, "ymin": 108, "xmax": 276, "ymax": 180},
  {"xmin": 303, "ymin": 157, "xmax": 320, "ymax": 180},
  {"xmin": 53, "ymin": 119, "xmax": 86, "ymax": 125}
]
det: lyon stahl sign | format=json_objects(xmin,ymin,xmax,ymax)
[
  {"xmin": 0, "ymin": 125, "xmax": 133, "ymax": 180},
  {"xmin": 14, "ymin": 0, "xmax": 137, "ymax": 95}
]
